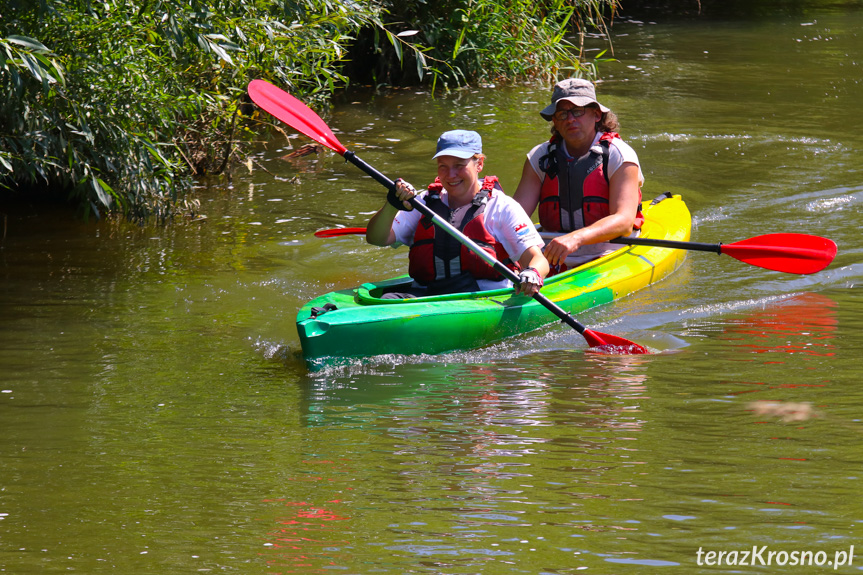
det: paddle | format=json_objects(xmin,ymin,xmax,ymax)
[
  {"xmin": 314, "ymin": 227, "xmax": 368, "ymax": 238},
  {"xmin": 248, "ymin": 79, "xmax": 648, "ymax": 354},
  {"xmin": 315, "ymin": 227, "xmax": 836, "ymax": 275},
  {"xmin": 609, "ymin": 234, "xmax": 836, "ymax": 275}
]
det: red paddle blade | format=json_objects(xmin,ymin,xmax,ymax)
[
  {"xmin": 721, "ymin": 233, "xmax": 837, "ymax": 274},
  {"xmin": 314, "ymin": 227, "xmax": 367, "ymax": 238},
  {"xmin": 247, "ymin": 79, "xmax": 347, "ymax": 155},
  {"xmin": 582, "ymin": 329, "xmax": 651, "ymax": 355}
]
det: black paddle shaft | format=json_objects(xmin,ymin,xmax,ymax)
[
  {"xmin": 609, "ymin": 236, "xmax": 722, "ymax": 254},
  {"xmin": 344, "ymin": 151, "xmax": 396, "ymax": 190}
]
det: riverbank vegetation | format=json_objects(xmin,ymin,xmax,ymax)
[{"xmin": 1, "ymin": 0, "xmax": 617, "ymax": 221}]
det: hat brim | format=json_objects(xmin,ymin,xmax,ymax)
[
  {"xmin": 540, "ymin": 96, "xmax": 610, "ymax": 120},
  {"xmin": 432, "ymin": 148, "xmax": 478, "ymax": 159}
]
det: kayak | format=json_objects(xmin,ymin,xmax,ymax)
[{"xmin": 297, "ymin": 193, "xmax": 691, "ymax": 369}]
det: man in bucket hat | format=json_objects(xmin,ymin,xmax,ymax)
[
  {"xmin": 514, "ymin": 78, "xmax": 646, "ymax": 272},
  {"xmin": 539, "ymin": 78, "xmax": 610, "ymax": 120},
  {"xmin": 366, "ymin": 130, "xmax": 548, "ymax": 299}
]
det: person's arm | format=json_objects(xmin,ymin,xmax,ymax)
[
  {"xmin": 512, "ymin": 158, "xmax": 543, "ymax": 217},
  {"xmin": 366, "ymin": 203, "xmax": 399, "ymax": 246},
  {"xmin": 518, "ymin": 245, "xmax": 549, "ymax": 279},
  {"xmin": 512, "ymin": 244, "xmax": 549, "ymax": 297},
  {"xmin": 366, "ymin": 179, "xmax": 416, "ymax": 247},
  {"xmin": 493, "ymin": 191, "xmax": 549, "ymax": 297},
  {"xmin": 542, "ymin": 162, "xmax": 641, "ymax": 267}
]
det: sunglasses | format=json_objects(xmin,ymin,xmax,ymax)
[{"xmin": 553, "ymin": 107, "xmax": 592, "ymax": 121}]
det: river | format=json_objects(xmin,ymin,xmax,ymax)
[{"xmin": 2, "ymin": 4, "xmax": 862, "ymax": 574}]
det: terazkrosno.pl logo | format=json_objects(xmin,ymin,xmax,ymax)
[{"xmin": 696, "ymin": 546, "xmax": 854, "ymax": 569}]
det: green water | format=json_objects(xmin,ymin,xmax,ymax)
[{"xmin": 2, "ymin": 6, "xmax": 863, "ymax": 574}]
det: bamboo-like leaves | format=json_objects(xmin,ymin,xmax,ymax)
[
  {"xmin": 91, "ymin": 176, "xmax": 113, "ymax": 208},
  {"xmin": 7, "ymin": 35, "xmax": 49, "ymax": 51},
  {"xmin": 0, "ymin": 1, "xmax": 379, "ymax": 219},
  {"xmin": 384, "ymin": 28, "xmax": 431, "ymax": 81},
  {"xmin": 1, "ymin": 0, "xmax": 617, "ymax": 220},
  {"xmin": 200, "ymin": 34, "xmax": 243, "ymax": 65},
  {"xmin": 1, "ymin": 35, "xmax": 66, "ymax": 87},
  {"xmin": 386, "ymin": 30, "xmax": 403, "ymax": 64}
]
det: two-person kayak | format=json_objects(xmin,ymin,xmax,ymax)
[{"xmin": 297, "ymin": 193, "xmax": 691, "ymax": 370}]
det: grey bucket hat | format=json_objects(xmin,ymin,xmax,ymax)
[{"xmin": 540, "ymin": 78, "xmax": 610, "ymax": 120}]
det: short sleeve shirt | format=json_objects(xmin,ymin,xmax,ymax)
[{"xmin": 391, "ymin": 181, "xmax": 544, "ymax": 290}]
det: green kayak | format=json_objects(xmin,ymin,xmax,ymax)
[{"xmin": 297, "ymin": 193, "xmax": 691, "ymax": 370}]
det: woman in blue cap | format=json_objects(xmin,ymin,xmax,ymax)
[
  {"xmin": 514, "ymin": 78, "xmax": 645, "ymax": 273},
  {"xmin": 367, "ymin": 129, "xmax": 549, "ymax": 299}
]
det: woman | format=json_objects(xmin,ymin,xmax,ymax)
[
  {"xmin": 366, "ymin": 129, "xmax": 549, "ymax": 299},
  {"xmin": 513, "ymin": 78, "xmax": 645, "ymax": 272}
]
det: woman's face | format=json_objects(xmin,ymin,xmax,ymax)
[
  {"xmin": 436, "ymin": 155, "xmax": 484, "ymax": 197},
  {"xmin": 551, "ymin": 102, "xmax": 601, "ymax": 146}
]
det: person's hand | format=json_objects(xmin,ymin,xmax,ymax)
[
  {"xmin": 515, "ymin": 267, "xmax": 543, "ymax": 297},
  {"xmin": 387, "ymin": 178, "xmax": 416, "ymax": 211},
  {"xmin": 543, "ymin": 232, "xmax": 582, "ymax": 267}
]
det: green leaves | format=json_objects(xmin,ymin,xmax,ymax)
[
  {"xmin": 91, "ymin": 176, "xmax": 113, "ymax": 209},
  {"xmin": 200, "ymin": 33, "xmax": 243, "ymax": 65},
  {"xmin": 1, "ymin": 35, "xmax": 66, "ymax": 87},
  {"xmin": 0, "ymin": 0, "xmax": 617, "ymax": 221},
  {"xmin": 0, "ymin": 0, "xmax": 378, "ymax": 220},
  {"xmin": 367, "ymin": 0, "xmax": 617, "ymax": 90},
  {"xmin": 7, "ymin": 35, "xmax": 50, "ymax": 52}
]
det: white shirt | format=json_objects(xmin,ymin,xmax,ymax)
[{"xmin": 391, "ymin": 183, "xmax": 544, "ymax": 291}]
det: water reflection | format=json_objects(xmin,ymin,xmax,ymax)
[
  {"xmin": 286, "ymin": 353, "xmax": 662, "ymax": 570},
  {"xmin": 719, "ymin": 292, "xmax": 838, "ymax": 358},
  {"xmin": 261, "ymin": 493, "xmax": 353, "ymax": 572}
]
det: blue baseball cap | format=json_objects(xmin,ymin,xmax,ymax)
[{"xmin": 433, "ymin": 130, "xmax": 482, "ymax": 159}]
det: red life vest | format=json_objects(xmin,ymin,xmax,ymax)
[
  {"xmin": 408, "ymin": 176, "xmax": 519, "ymax": 291},
  {"xmin": 537, "ymin": 132, "xmax": 644, "ymax": 233}
]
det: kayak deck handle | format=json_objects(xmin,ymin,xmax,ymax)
[{"xmin": 310, "ymin": 303, "xmax": 338, "ymax": 319}]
